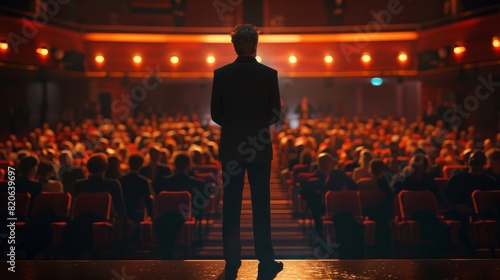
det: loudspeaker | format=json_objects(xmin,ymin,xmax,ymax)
[
  {"xmin": 417, "ymin": 50, "xmax": 439, "ymax": 70},
  {"xmin": 99, "ymin": 92, "xmax": 112, "ymax": 119},
  {"xmin": 63, "ymin": 51, "xmax": 85, "ymax": 72},
  {"xmin": 243, "ymin": 0, "xmax": 263, "ymax": 26}
]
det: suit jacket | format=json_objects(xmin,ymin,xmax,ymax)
[
  {"xmin": 155, "ymin": 172, "xmax": 204, "ymax": 196},
  {"xmin": 74, "ymin": 175, "xmax": 127, "ymax": 219},
  {"xmin": 119, "ymin": 172, "xmax": 153, "ymax": 219},
  {"xmin": 211, "ymin": 56, "xmax": 281, "ymax": 162},
  {"xmin": 140, "ymin": 163, "xmax": 172, "ymax": 182}
]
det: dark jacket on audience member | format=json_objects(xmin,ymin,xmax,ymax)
[
  {"xmin": 140, "ymin": 163, "xmax": 172, "ymax": 182},
  {"xmin": 74, "ymin": 175, "xmax": 127, "ymax": 219},
  {"xmin": 322, "ymin": 169, "xmax": 358, "ymax": 193},
  {"xmin": 444, "ymin": 172, "xmax": 499, "ymax": 210},
  {"xmin": 58, "ymin": 166, "xmax": 85, "ymax": 194},
  {"xmin": 155, "ymin": 172, "xmax": 205, "ymax": 197},
  {"xmin": 14, "ymin": 175, "xmax": 42, "ymax": 216},
  {"xmin": 119, "ymin": 172, "xmax": 153, "ymax": 220},
  {"xmin": 393, "ymin": 174, "xmax": 445, "ymax": 206}
]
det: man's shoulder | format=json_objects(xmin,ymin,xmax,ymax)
[{"xmin": 215, "ymin": 62, "xmax": 277, "ymax": 74}]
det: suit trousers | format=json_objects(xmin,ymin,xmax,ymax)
[{"xmin": 222, "ymin": 161, "xmax": 275, "ymax": 264}]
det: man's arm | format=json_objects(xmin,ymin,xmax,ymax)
[
  {"xmin": 268, "ymin": 70, "xmax": 281, "ymax": 125},
  {"xmin": 210, "ymin": 70, "xmax": 223, "ymax": 125}
]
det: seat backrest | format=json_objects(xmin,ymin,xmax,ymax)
[
  {"xmin": 398, "ymin": 190, "xmax": 438, "ymax": 220},
  {"xmin": 0, "ymin": 160, "xmax": 14, "ymax": 171},
  {"xmin": 472, "ymin": 190, "xmax": 500, "ymax": 215},
  {"xmin": 155, "ymin": 191, "xmax": 192, "ymax": 220},
  {"xmin": 442, "ymin": 164, "xmax": 465, "ymax": 178},
  {"xmin": 433, "ymin": 177, "xmax": 449, "ymax": 194},
  {"xmin": 292, "ymin": 164, "xmax": 309, "ymax": 174},
  {"xmin": 358, "ymin": 189, "xmax": 386, "ymax": 209},
  {"xmin": 324, "ymin": 190, "xmax": 361, "ymax": 218},
  {"xmin": 33, "ymin": 192, "xmax": 72, "ymax": 217},
  {"xmin": 73, "ymin": 192, "xmax": 111, "ymax": 220},
  {"xmin": 0, "ymin": 192, "xmax": 31, "ymax": 219},
  {"xmin": 356, "ymin": 178, "xmax": 377, "ymax": 190}
]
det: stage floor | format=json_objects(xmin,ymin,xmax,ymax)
[{"xmin": 4, "ymin": 259, "xmax": 500, "ymax": 279}]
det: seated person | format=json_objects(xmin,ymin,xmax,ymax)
[
  {"xmin": 58, "ymin": 151, "xmax": 85, "ymax": 194},
  {"xmin": 445, "ymin": 151, "xmax": 499, "ymax": 212},
  {"xmin": 392, "ymin": 152, "xmax": 445, "ymax": 207},
  {"xmin": 357, "ymin": 159, "xmax": 392, "ymax": 195},
  {"xmin": 155, "ymin": 152, "xmax": 206, "ymax": 216},
  {"xmin": 15, "ymin": 155, "xmax": 42, "ymax": 214},
  {"xmin": 74, "ymin": 153, "xmax": 127, "ymax": 219},
  {"xmin": 141, "ymin": 145, "xmax": 172, "ymax": 185},
  {"xmin": 119, "ymin": 154, "xmax": 153, "ymax": 224},
  {"xmin": 36, "ymin": 160, "xmax": 63, "ymax": 193},
  {"xmin": 352, "ymin": 149, "xmax": 374, "ymax": 182},
  {"xmin": 485, "ymin": 149, "xmax": 500, "ymax": 181}
]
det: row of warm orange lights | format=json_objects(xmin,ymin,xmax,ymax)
[{"xmin": 93, "ymin": 52, "xmax": 409, "ymax": 65}]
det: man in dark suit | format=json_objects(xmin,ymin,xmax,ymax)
[
  {"xmin": 211, "ymin": 24, "xmax": 283, "ymax": 279},
  {"xmin": 155, "ymin": 152, "xmax": 205, "ymax": 204},
  {"xmin": 141, "ymin": 145, "xmax": 172, "ymax": 191},
  {"xmin": 119, "ymin": 154, "xmax": 153, "ymax": 224},
  {"xmin": 154, "ymin": 152, "xmax": 206, "ymax": 259},
  {"xmin": 15, "ymin": 156, "xmax": 42, "ymax": 216},
  {"xmin": 74, "ymin": 153, "xmax": 127, "ymax": 219}
]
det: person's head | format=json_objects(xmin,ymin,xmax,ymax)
[
  {"xmin": 409, "ymin": 152, "xmax": 428, "ymax": 175},
  {"xmin": 487, "ymin": 149, "xmax": 500, "ymax": 175},
  {"xmin": 148, "ymin": 145, "xmax": 161, "ymax": 162},
  {"xmin": 299, "ymin": 148, "xmax": 313, "ymax": 165},
  {"xmin": 19, "ymin": 155, "xmax": 39, "ymax": 178},
  {"xmin": 359, "ymin": 149, "xmax": 374, "ymax": 168},
  {"xmin": 87, "ymin": 153, "xmax": 108, "ymax": 175},
  {"xmin": 369, "ymin": 159, "xmax": 386, "ymax": 178},
  {"xmin": 231, "ymin": 24, "xmax": 259, "ymax": 56},
  {"xmin": 128, "ymin": 154, "xmax": 144, "ymax": 173},
  {"xmin": 59, "ymin": 150, "xmax": 74, "ymax": 167},
  {"xmin": 317, "ymin": 152, "xmax": 335, "ymax": 173},
  {"xmin": 468, "ymin": 151, "xmax": 487, "ymax": 173},
  {"xmin": 174, "ymin": 152, "xmax": 191, "ymax": 173},
  {"xmin": 36, "ymin": 160, "xmax": 54, "ymax": 180}
]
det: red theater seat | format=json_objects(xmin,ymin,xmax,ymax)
[
  {"xmin": 140, "ymin": 191, "xmax": 195, "ymax": 255},
  {"xmin": 471, "ymin": 190, "xmax": 500, "ymax": 255},
  {"xmin": 52, "ymin": 192, "xmax": 113, "ymax": 249},
  {"xmin": 393, "ymin": 190, "xmax": 460, "ymax": 254},
  {"xmin": 322, "ymin": 191, "xmax": 376, "ymax": 250}
]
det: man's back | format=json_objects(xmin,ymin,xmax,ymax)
[
  {"xmin": 74, "ymin": 175, "xmax": 127, "ymax": 218},
  {"xmin": 155, "ymin": 172, "xmax": 204, "ymax": 195},
  {"xmin": 119, "ymin": 172, "xmax": 153, "ymax": 219},
  {"xmin": 211, "ymin": 56, "xmax": 281, "ymax": 162}
]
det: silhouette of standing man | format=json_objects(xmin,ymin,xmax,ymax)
[{"xmin": 211, "ymin": 24, "xmax": 283, "ymax": 279}]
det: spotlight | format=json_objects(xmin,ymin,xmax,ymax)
[
  {"xmin": 492, "ymin": 36, "xmax": 500, "ymax": 48},
  {"xmin": 36, "ymin": 46, "xmax": 49, "ymax": 56},
  {"xmin": 170, "ymin": 56, "xmax": 179, "ymax": 64},
  {"xmin": 256, "ymin": 55, "xmax": 262, "ymax": 63},
  {"xmin": 206, "ymin": 56, "xmax": 215, "ymax": 64},
  {"xmin": 453, "ymin": 45, "xmax": 466, "ymax": 55},
  {"xmin": 0, "ymin": 40, "xmax": 8, "ymax": 51},
  {"xmin": 398, "ymin": 52, "xmax": 408, "ymax": 62},
  {"xmin": 133, "ymin": 55, "xmax": 142, "ymax": 64},
  {"xmin": 324, "ymin": 55, "xmax": 334, "ymax": 63},
  {"xmin": 288, "ymin": 55, "xmax": 297, "ymax": 64},
  {"xmin": 95, "ymin": 55, "xmax": 105, "ymax": 63},
  {"xmin": 361, "ymin": 53, "xmax": 371, "ymax": 63}
]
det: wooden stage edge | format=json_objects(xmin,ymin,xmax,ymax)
[{"xmin": 3, "ymin": 259, "xmax": 500, "ymax": 279}]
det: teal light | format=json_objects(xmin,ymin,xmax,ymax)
[{"xmin": 371, "ymin": 77, "xmax": 383, "ymax": 86}]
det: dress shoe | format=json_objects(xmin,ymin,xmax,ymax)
[{"xmin": 257, "ymin": 261, "xmax": 283, "ymax": 279}]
